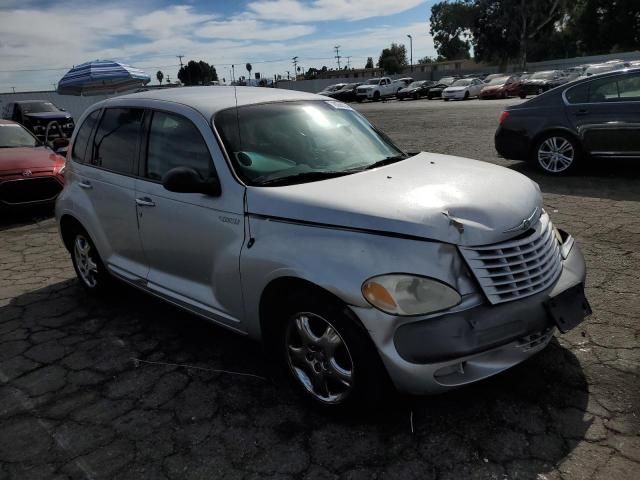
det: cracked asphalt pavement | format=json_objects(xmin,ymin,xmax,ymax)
[{"xmin": 1, "ymin": 98, "xmax": 639, "ymax": 479}]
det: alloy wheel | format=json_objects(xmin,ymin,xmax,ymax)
[
  {"xmin": 537, "ymin": 136, "xmax": 575, "ymax": 173},
  {"xmin": 74, "ymin": 235, "xmax": 98, "ymax": 288},
  {"xmin": 285, "ymin": 312, "xmax": 354, "ymax": 404}
]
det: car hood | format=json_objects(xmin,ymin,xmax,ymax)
[
  {"xmin": 399, "ymin": 87, "xmax": 417, "ymax": 93},
  {"xmin": 0, "ymin": 146, "xmax": 63, "ymax": 172},
  {"xmin": 482, "ymin": 85, "xmax": 504, "ymax": 91},
  {"xmin": 443, "ymin": 86, "xmax": 467, "ymax": 92},
  {"xmin": 23, "ymin": 112, "xmax": 72, "ymax": 121},
  {"xmin": 246, "ymin": 152, "xmax": 542, "ymax": 247},
  {"xmin": 358, "ymin": 85, "xmax": 376, "ymax": 89}
]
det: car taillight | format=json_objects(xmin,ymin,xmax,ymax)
[{"xmin": 499, "ymin": 111, "xmax": 510, "ymax": 125}]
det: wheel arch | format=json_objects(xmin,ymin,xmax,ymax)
[
  {"xmin": 59, "ymin": 214, "xmax": 88, "ymax": 252},
  {"xmin": 530, "ymin": 127, "xmax": 582, "ymax": 160},
  {"xmin": 258, "ymin": 276, "xmax": 368, "ymax": 348}
]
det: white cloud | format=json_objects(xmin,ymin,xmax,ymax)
[
  {"xmin": 133, "ymin": 6, "xmax": 215, "ymax": 39},
  {"xmin": 196, "ymin": 19, "xmax": 316, "ymax": 41},
  {"xmin": 0, "ymin": 1, "xmax": 433, "ymax": 91},
  {"xmin": 248, "ymin": 0, "xmax": 426, "ymax": 22}
]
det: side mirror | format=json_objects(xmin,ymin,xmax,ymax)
[{"xmin": 161, "ymin": 167, "xmax": 221, "ymax": 196}]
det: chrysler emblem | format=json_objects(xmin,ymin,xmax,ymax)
[
  {"xmin": 504, "ymin": 207, "xmax": 540, "ymax": 233},
  {"xmin": 22, "ymin": 170, "xmax": 33, "ymax": 177}
]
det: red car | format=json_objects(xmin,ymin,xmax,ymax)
[
  {"xmin": 479, "ymin": 75, "xmax": 521, "ymax": 99},
  {"xmin": 0, "ymin": 119, "xmax": 65, "ymax": 208}
]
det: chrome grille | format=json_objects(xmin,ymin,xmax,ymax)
[{"xmin": 460, "ymin": 213, "xmax": 562, "ymax": 305}]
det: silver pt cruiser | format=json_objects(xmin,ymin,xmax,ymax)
[{"xmin": 56, "ymin": 87, "xmax": 590, "ymax": 409}]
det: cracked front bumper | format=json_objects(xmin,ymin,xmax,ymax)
[{"xmin": 352, "ymin": 240, "xmax": 587, "ymax": 395}]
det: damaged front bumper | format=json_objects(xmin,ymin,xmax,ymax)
[{"xmin": 352, "ymin": 237, "xmax": 588, "ymax": 395}]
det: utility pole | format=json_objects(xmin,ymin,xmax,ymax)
[
  {"xmin": 11, "ymin": 87, "xmax": 15, "ymax": 94},
  {"xmin": 292, "ymin": 56, "xmax": 299, "ymax": 80},
  {"xmin": 406, "ymin": 35, "xmax": 413, "ymax": 72},
  {"xmin": 177, "ymin": 55, "xmax": 184, "ymax": 68},
  {"xmin": 334, "ymin": 45, "xmax": 341, "ymax": 70},
  {"xmin": 346, "ymin": 56, "xmax": 352, "ymax": 69}
]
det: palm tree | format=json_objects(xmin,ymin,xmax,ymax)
[
  {"xmin": 156, "ymin": 70, "xmax": 164, "ymax": 85},
  {"xmin": 246, "ymin": 63, "xmax": 252, "ymax": 79}
]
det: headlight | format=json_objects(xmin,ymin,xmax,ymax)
[{"xmin": 362, "ymin": 274, "xmax": 461, "ymax": 316}]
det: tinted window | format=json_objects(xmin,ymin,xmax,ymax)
[
  {"xmin": 71, "ymin": 110, "xmax": 100, "ymax": 163},
  {"xmin": 565, "ymin": 83, "xmax": 590, "ymax": 104},
  {"xmin": 589, "ymin": 77, "xmax": 619, "ymax": 102},
  {"xmin": 145, "ymin": 111, "xmax": 212, "ymax": 181},
  {"xmin": 618, "ymin": 74, "xmax": 640, "ymax": 101},
  {"xmin": 19, "ymin": 102, "xmax": 59, "ymax": 113},
  {"xmin": 91, "ymin": 108, "xmax": 143, "ymax": 174}
]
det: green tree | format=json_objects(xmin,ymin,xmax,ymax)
[
  {"xmin": 417, "ymin": 56, "xmax": 435, "ymax": 64},
  {"xmin": 177, "ymin": 60, "xmax": 218, "ymax": 86},
  {"xmin": 429, "ymin": 1, "xmax": 476, "ymax": 60},
  {"xmin": 377, "ymin": 43, "xmax": 408, "ymax": 74},
  {"xmin": 156, "ymin": 70, "xmax": 164, "ymax": 85},
  {"xmin": 246, "ymin": 63, "xmax": 252, "ymax": 77},
  {"xmin": 365, "ymin": 57, "xmax": 374, "ymax": 69}
]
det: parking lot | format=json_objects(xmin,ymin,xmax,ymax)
[{"xmin": 1, "ymin": 97, "xmax": 639, "ymax": 480}]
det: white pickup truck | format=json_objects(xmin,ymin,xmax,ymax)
[{"xmin": 355, "ymin": 77, "xmax": 397, "ymax": 101}]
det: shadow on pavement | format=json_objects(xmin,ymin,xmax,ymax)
[
  {"xmin": 0, "ymin": 205, "xmax": 55, "ymax": 232},
  {"xmin": 0, "ymin": 278, "xmax": 590, "ymax": 479},
  {"xmin": 509, "ymin": 158, "xmax": 640, "ymax": 202}
]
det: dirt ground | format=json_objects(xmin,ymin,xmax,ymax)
[{"xmin": 0, "ymin": 97, "xmax": 638, "ymax": 480}]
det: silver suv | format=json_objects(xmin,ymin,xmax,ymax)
[{"xmin": 56, "ymin": 87, "xmax": 590, "ymax": 409}]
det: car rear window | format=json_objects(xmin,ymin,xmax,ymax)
[
  {"xmin": 71, "ymin": 110, "xmax": 100, "ymax": 163},
  {"xmin": 91, "ymin": 108, "xmax": 143, "ymax": 174}
]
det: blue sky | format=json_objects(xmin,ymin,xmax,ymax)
[{"xmin": 0, "ymin": 0, "xmax": 437, "ymax": 92}]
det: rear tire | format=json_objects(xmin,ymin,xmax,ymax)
[
  {"xmin": 69, "ymin": 227, "xmax": 111, "ymax": 293},
  {"xmin": 533, "ymin": 133, "xmax": 581, "ymax": 176},
  {"xmin": 273, "ymin": 287, "xmax": 389, "ymax": 411}
]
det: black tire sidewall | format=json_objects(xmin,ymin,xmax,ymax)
[
  {"xmin": 70, "ymin": 228, "xmax": 110, "ymax": 293},
  {"xmin": 274, "ymin": 289, "xmax": 388, "ymax": 410}
]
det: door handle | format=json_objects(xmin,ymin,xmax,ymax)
[
  {"xmin": 135, "ymin": 197, "xmax": 155, "ymax": 207},
  {"xmin": 78, "ymin": 180, "xmax": 92, "ymax": 189},
  {"xmin": 576, "ymin": 109, "xmax": 589, "ymax": 116}
]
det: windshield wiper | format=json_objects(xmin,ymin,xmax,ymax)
[
  {"xmin": 256, "ymin": 170, "xmax": 352, "ymax": 187},
  {"xmin": 362, "ymin": 154, "xmax": 409, "ymax": 171}
]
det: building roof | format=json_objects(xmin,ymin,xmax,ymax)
[{"xmin": 98, "ymin": 86, "xmax": 323, "ymax": 118}]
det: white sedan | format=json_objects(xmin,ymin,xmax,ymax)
[{"xmin": 442, "ymin": 78, "xmax": 484, "ymax": 100}]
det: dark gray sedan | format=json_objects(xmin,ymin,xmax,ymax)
[{"xmin": 495, "ymin": 68, "xmax": 640, "ymax": 175}]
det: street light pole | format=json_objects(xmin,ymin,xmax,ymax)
[{"xmin": 407, "ymin": 34, "xmax": 413, "ymax": 72}]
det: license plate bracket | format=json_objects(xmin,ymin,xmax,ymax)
[{"xmin": 545, "ymin": 283, "xmax": 592, "ymax": 333}]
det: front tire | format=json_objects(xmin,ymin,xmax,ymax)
[
  {"xmin": 373, "ymin": 91, "xmax": 381, "ymax": 102},
  {"xmin": 277, "ymin": 289, "xmax": 388, "ymax": 410},
  {"xmin": 70, "ymin": 228, "xmax": 110, "ymax": 293},
  {"xmin": 534, "ymin": 133, "xmax": 580, "ymax": 175}
]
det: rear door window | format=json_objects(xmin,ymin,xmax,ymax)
[
  {"xmin": 91, "ymin": 108, "xmax": 143, "ymax": 174},
  {"xmin": 71, "ymin": 110, "xmax": 100, "ymax": 163},
  {"xmin": 144, "ymin": 111, "xmax": 212, "ymax": 181},
  {"xmin": 565, "ymin": 83, "xmax": 590, "ymax": 104},
  {"xmin": 618, "ymin": 74, "xmax": 640, "ymax": 101},
  {"xmin": 589, "ymin": 78, "xmax": 619, "ymax": 102}
]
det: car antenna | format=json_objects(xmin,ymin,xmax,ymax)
[{"xmin": 233, "ymin": 64, "xmax": 255, "ymax": 248}]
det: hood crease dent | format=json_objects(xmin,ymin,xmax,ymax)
[{"xmin": 246, "ymin": 153, "xmax": 543, "ymax": 247}]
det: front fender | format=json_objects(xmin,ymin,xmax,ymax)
[{"xmin": 239, "ymin": 216, "xmax": 478, "ymax": 339}]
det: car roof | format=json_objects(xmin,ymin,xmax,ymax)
[
  {"xmin": 96, "ymin": 86, "xmax": 326, "ymax": 118},
  {"xmin": 14, "ymin": 100, "xmax": 52, "ymax": 104}
]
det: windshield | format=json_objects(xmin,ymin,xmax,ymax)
[
  {"xmin": 214, "ymin": 101, "xmax": 404, "ymax": 186},
  {"xmin": 366, "ymin": 79, "xmax": 381, "ymax": 85},
  {"xmin": 20, "ymin": 102, "xmax": 59, "ymax": 114},
  {"xmin": 407, "ymin": 81, "xmax": 425, "ymax": 88},
  {"xmin": 530, "ymin": 72, "xmax": 555, "ymax": 80},
  {"xmin": 451, "ymin": 79, "xmax": 471, "ymax": 86},
  {"xmin": 487, "ymin": 77, "xmax": 508, "ymax": 85},
  {"xmin": 439, "ymin": 77, "xmax": 455, "ymax": 85},
  {"xmin": 0, "ymin": 124, "xmax": 39, "ymax": 148}
]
